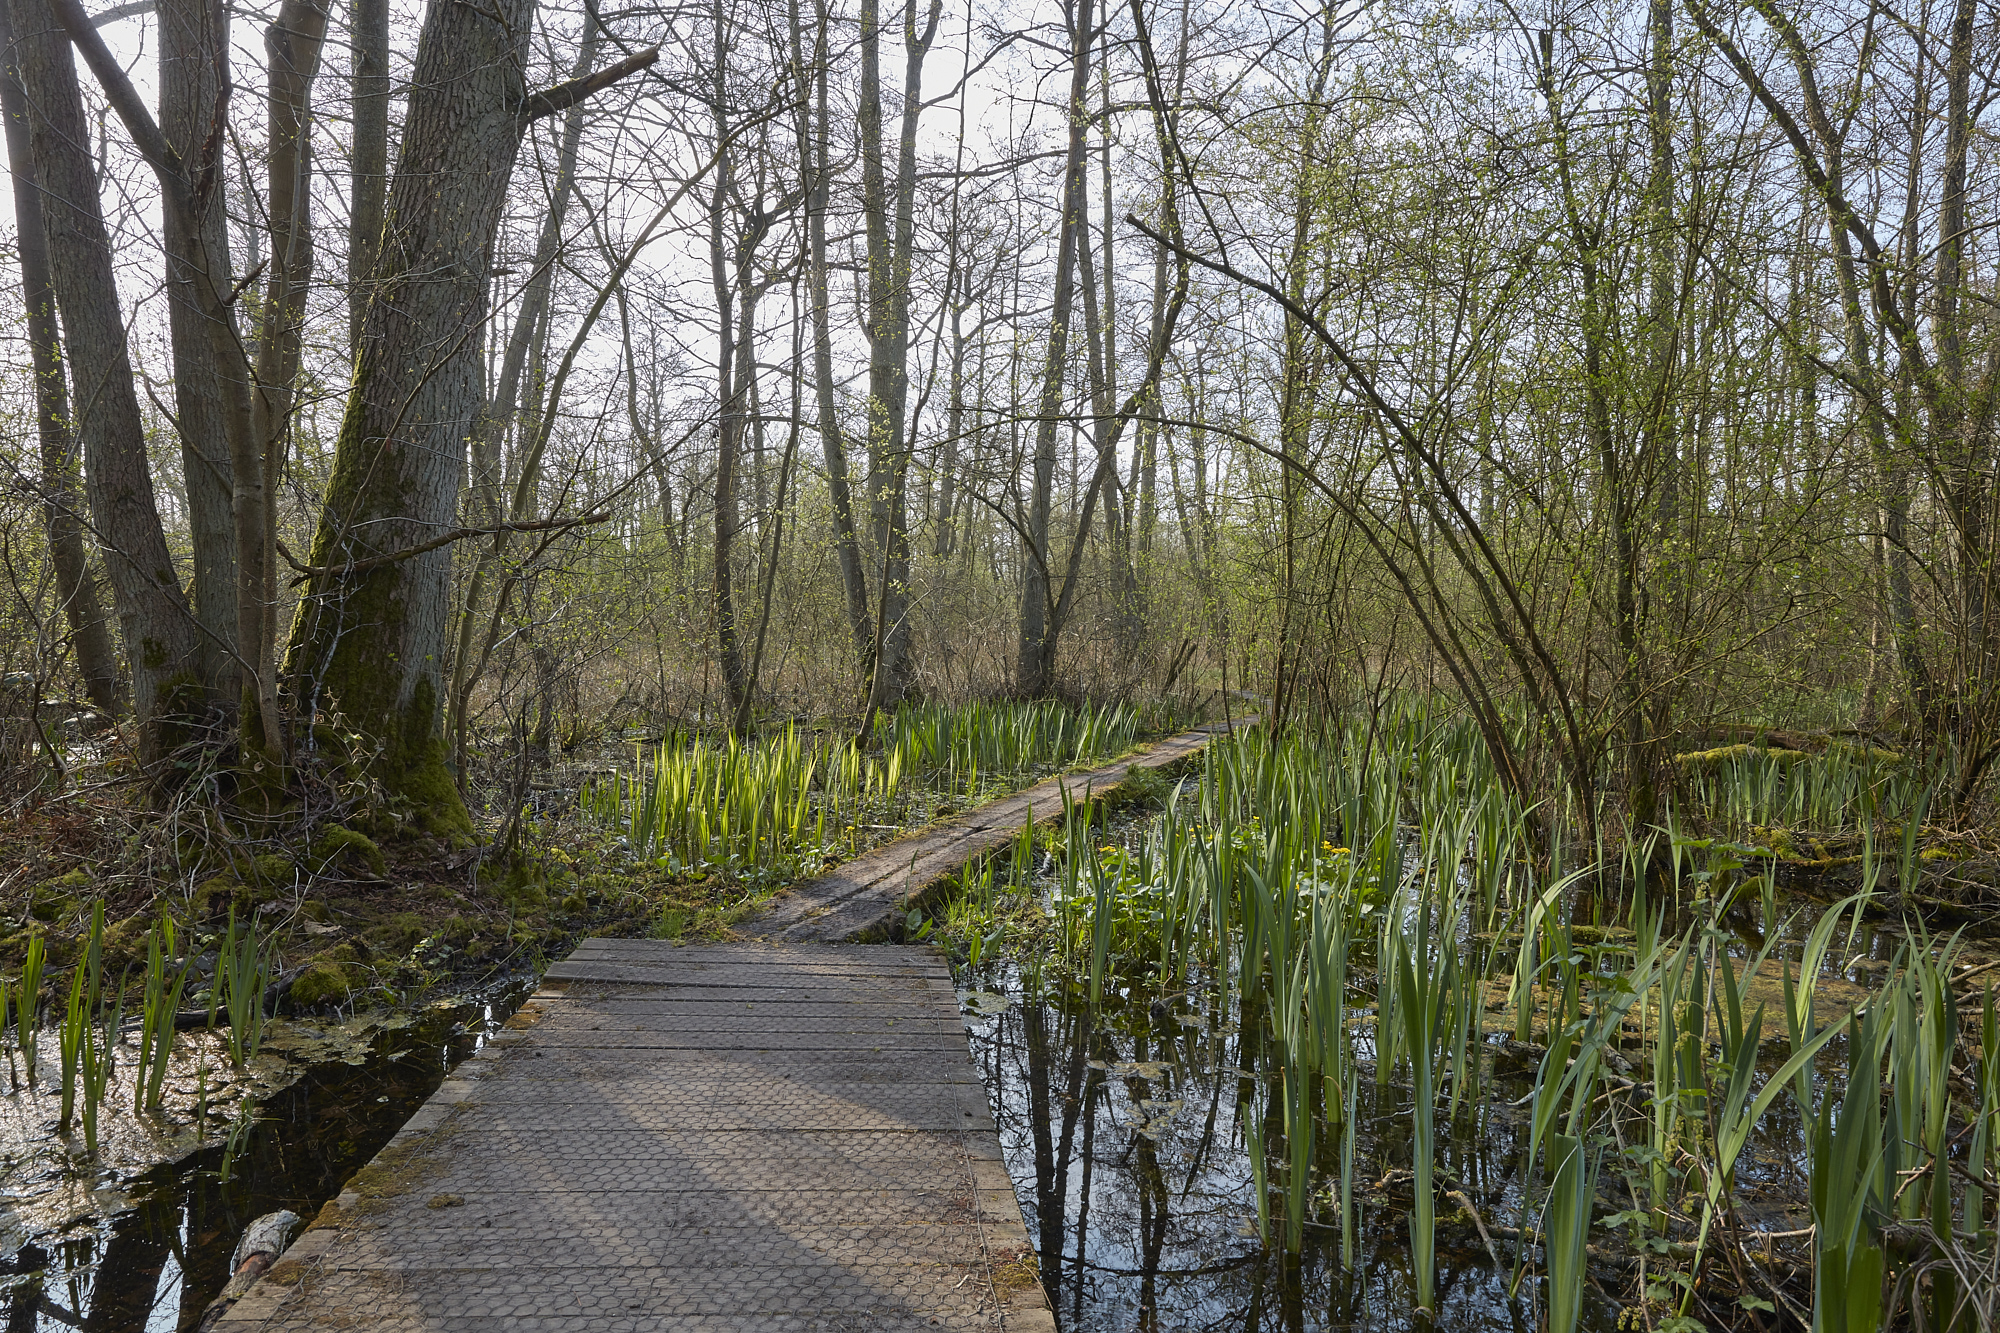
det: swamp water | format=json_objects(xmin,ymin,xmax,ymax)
[
  {"xmin": 937, "ymin": 729, "xmax": 1945, "ymax": 1333},
  {"xmin": 0, "ymin": 903, "xmax": 1916, "ymax": 1333},
  {"xmin": 0, "ymin": 980, "xmax": 531, "ymax": 1330},
  {"xmin": 957, "ymin": 921, "xmax": 1897, "ymax": 1333}
]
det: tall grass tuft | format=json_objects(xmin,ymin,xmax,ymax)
[
  {"xmin": 218, "ymin": 911, "xmax": 270, "ymax": 1069},
  {"xmin": 10, "ymin": 933, "xmax": 44, "ymax": 1089},
  {"xmin": 135, "ymin": 917, "xmax": 191, "ymax": 1113}
]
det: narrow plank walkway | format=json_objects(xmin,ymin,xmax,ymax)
[
  {"xmin": 217, "ymin": 943, "xmax": 1054, "ymax": 1332},
  {"xmin": 756, "ymin": 718, "xmax": 1241, "ymax": 942}
]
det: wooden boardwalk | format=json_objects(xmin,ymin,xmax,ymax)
[
  {"xmin": 215, "ymin": 722, "xmax": 1249, "ymax": 1329},
  {"xmin": 216, "ymin": 943, "xmax": 1054, "ymax": 1332},
  {"xmin": 756, "ymin": 719, "xmax": 1238, "ymax": 942}
]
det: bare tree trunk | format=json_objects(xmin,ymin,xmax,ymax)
[
  {"xmin": 0, "ymin": 0, "xmax": 121, "ymax": 717},
  {"xmin": 790, "ymin": 0, "xmax": 871, "ymax": 675},
  {"xmin": 736, "ymin": 298, "xmax": 805, "ymax": 735},
  {"xmin": 58, "ymin": 0, "xmax": 280, "ymax": 755},
  {"xmin": 1014, "ymin": 0, "xmax": 1092, "ymax": 698},
  {"xmin": 8, "ymin": 0, "xmax": 207, "ymax": 767},
  {"xmin": 348, "ymin": 0, "xmax": 387, "ymax": 356},
  {"xmin": 855, "ymin": 0, "xmax": 942, "ymax": 721},
  {"xmin": 467, "ymin": 19, "xmax": 598, "ymax": 530},
  {"xmin": 448, "ymin": 20, "xmax": 599, "ymax": 767},
  {"xmin": 709, "ymin": 0, "xmax": 748, "ymax": 723},
  {"xmin": 245, "ymin": 0, "xmax": 327, "ymax": 759},
  {"xmin": 157, "ymin": 0, "xmax": 238, "ymax": 708},
  {"xmin": 936, "ymin": 267, "xmax": 968, "ymax": 561}
]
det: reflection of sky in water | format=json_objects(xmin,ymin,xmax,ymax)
[{"xmin": 0, "ymin": 985, "xmax": 528, "ymax": 1332}]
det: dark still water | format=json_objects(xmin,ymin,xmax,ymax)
[
  {"xmin": 960, "ymin": 959, "xmax": 1612, "ymax": 1333},
  {"xmin": 1, "ymin": 982, "xmax": 529, "ymax": 1332}
]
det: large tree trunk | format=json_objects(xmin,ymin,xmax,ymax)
[
  {"xmin": 792, "ymin": 0, "xmax": 871, "ymax": 674},
  {"xmin": 0, "ymin": 0, "xmax": 121, "ymax": 717},
  {"xmin": 8, "ymin": 0, "xmax": 207, "ymax": 767},
  {"xmin": 246, "ymin": 0, "xmax": 326, "ymax": 760},
  {"xmin": 284, "ymin": 0, "xmax": 554, "ymax": 828},
  {"xmin": 855, "ymin": 0, "xmax": 941, "ymax": 719},
  {"xmin": 157, "ymin": 0, "xmax": 239, "ymax": 707},
  {"xmin": 55, "ymin": 0, "xmax": 279, "ymax": 756}
]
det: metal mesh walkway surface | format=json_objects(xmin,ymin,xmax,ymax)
[{"xmin": 215, "ymin": 943, "xmax": 1055, "ymax": 1332}]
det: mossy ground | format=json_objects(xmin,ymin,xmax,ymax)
[{"xmin": 0, "ymin": 793, "xmax": 773, "ymax": 1017}]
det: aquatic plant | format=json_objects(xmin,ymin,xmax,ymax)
[
  {"xmin": 77, "ymin": 962, "xmax": 124, "ymax": 1153},
  {"xmin": 135, "ymin": 916, "xmax": 192, "ymax": 1113},
  {"xmin": 9, "ymin": 932, "xmax": 44, "ymax": 1088},
  {"xmin": 586, "ymin": 699, "xmax": 1180, "ymax": 880},
  {"xmin": 967, "ymin": 701, "xmax": 2000, "ymax": 1330},
  {"xmin": 218, "ymin": 911, "xmax": 270, "ymax": 1069},
  {"xmin": 56, "ymin": 902, "xmax": 104, "ymax": 1136},
  {"xmin": 219, "ymin": 1094, "xmax": 258, "ymax": 1183},
  {"xmin": 1390, "ymin": 891, "xmax": 1452, "ymax": 1313}
]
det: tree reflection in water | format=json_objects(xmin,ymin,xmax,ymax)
[{"xmin": 965, "ymin": 962, "xmax": 1575, "ymax": 1332}]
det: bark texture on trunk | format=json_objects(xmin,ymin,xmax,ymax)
[
  {"xmin": 347, "ymin": 0, "xmax": 387, "ymax": 357},
  {"xmin": 793, "ymin": 0, "xmax": 871, "ymax": 671},
  {"xmin": 1015, "ymin": 0, "xmax": 1092, "ymax": 697},
  {"xmin": 286, "ymin": 0, "xmax": 542, "ymax": 829},
  {"xmin": 856, "ymin": 0, "xmax": 941, "ymax": 717},
  {"xmin": 0, "ymin": 0, "xmax": 121, "ymax": 717},
  {"xmin": 158, "ymin": 0, "xmax": 239, "ymax": 704},
  {"xmin": 9, "ymin": 0, "xmax": 206, "ymax": 765},
  {"xmin": 243, "ymin": 0, "xmax": 326, "ymax": 759}
]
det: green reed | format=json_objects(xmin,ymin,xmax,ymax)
[
  {"xmin": 135, "ymin": 917, "xmax": 191, "ymax": 1114},
  {"xmin": 589, "ymin": 700, "xmax": 1176, "ymax": 880},
  {"xmin": 218, "ymin": 911, "xmax": 270, "ymax": 1069},
  {"xmin": 77, "ymin": 964, "xmax": 125, "ymax": 1154},
  {"xmin": 56, "ymin": 903, "xmax": 104, "ymax": 1136},
  {"xmin": 982, "ymin": 698, "xmax": 1998, "ymax": 1331},
  {"xmin": 9, "ymin": 933, "xmax": 44, "ymax": 1089}
]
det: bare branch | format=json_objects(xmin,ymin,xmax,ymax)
[
  {"xmin": 279, "ymin": 512, "xmax": 613, "ymax": 586},
  {"xmin": 522, "ymin": 45, "xmax": 659, "ymax": 122}
]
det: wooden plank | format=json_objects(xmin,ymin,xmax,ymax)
[
  {"xmin": 214, "ymin": 943, "xmax": 1054, "ymax": 1333},
  {"xmin": 754, "ymin": 719, "xmax": 1241, "ymax": 943}
]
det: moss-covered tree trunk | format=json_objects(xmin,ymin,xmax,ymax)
[
  {"xmin": 7, "ymin": 0, "xmax": 208, "ymax": 769},
  {"xmin": 283, "ymin": 0, "xmax": 540, "ymax": 832},
  {"xmin": 284, "ymin": 0, "xmax": 646, "ymax": 830}
]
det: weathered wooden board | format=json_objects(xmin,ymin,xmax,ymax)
[{"xmin": 755, "ymin": 719, "xmax": 1240, "ymax": 943}]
